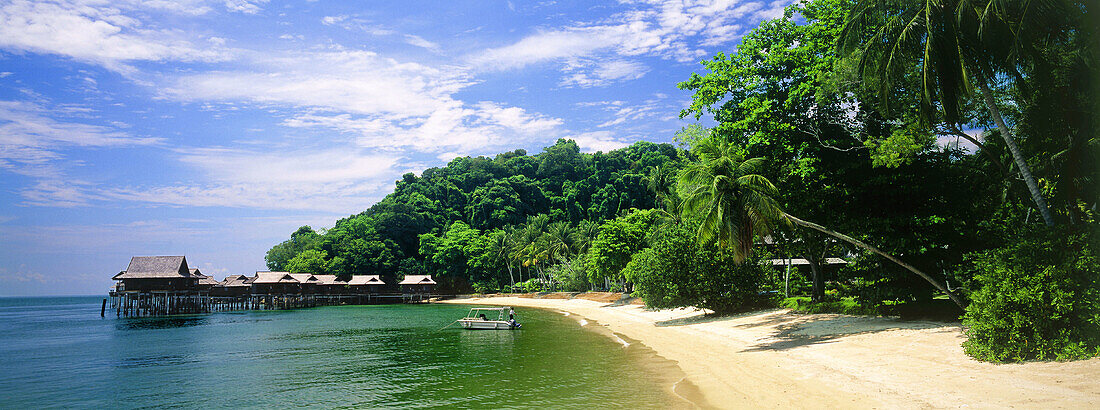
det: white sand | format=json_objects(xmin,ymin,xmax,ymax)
[{"xmin": 442, "ymin": 296, "xmax": 1100, "ymax": 409}]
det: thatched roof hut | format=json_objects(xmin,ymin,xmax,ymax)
[
  {"xmin": 398, "ymin": 275, "xmax": 436, "ymax": 286},
  {"xmin": 189, "ymin": 268, "xmax": 220, "ymax": 289},
  {"xmin": 348, "ymin": 275, "xmax": 385, "ymax": 286},
  {"xmin": 111, "ymin": 256, "xmax": 197, "ymax": 292},
  {"xmin": 213, "ymin": 274, "xmax": 252, "ymax": 296},
  {"xmin": 398, "ymin": 275, "xmax": 435, "ymax": 294},
  {"xmin": 252, "ymin": 272, "xmax": 298, "ymax": 284},
  {"xmin": 113, "ymin": 256, "xmax": 191, "ymax": 280}
]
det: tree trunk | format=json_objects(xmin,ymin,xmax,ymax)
[
  {"xmin": 506, "ymin": 263, "xmax": 515, "ymax": 289},
  {"xmin": 975, "ymin": 77, "xmax": 1055, "ymax": 226},
  {"xmin": 806, "ymin": 255, "xmax": 825, "ymax": 303},
  {"xmin": 784, "ymin": 213, "xmax": 967, "ymax": 309}
]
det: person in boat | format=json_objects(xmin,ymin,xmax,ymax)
[
  {"xmin": 508, "ymin": 308, "xmax": 520, "ymax": 328},
  {"xmin": 478, "ymin": 313, "xmax": 487, "ymax": 320}
]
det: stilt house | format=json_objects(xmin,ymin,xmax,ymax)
[
  {"xmin": 111, "ymin": 256, "xmax": 197, "ymax": 293},
  {"xmin": 398, "ymin": 275, "xmax": 436, "ymax": 294}
]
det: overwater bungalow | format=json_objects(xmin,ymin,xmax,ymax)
[
  {"xmin": 347, "ymin": 275, "xmax": 385, "ymax": 294},
  {"xmin": 398, "ymin": 275, "xmax": 436, "ymax": 294},
  {"xmin": 190, "ymin": 268, "xmax": 220, "ymax": 292},
  {"xmin": 251, "ymin": 272, "xmax": 301, "ymax": 294},
  {"xmin": 214, "ymin": 274, "xmax": 252, "ymax": 296},
  {"xmin": 111, "ymin": 256, "xmax": 198, "ymax": 293},
  {"xmin": 288, "ymin": 273, "xmax": 322, "ymax": 294},
  {"xmin": 314, "ymin": 275, "xmax": 348, "ymax": 294}
]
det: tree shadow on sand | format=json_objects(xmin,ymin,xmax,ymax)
[
  {"xmin": 654, "ymin": 308, "xmax": 787, "ymax": 327},
  {"xmin": 740, "ymin": 311, "xmax": 957, "ymax": 352}
]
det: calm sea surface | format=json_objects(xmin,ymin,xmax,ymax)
[{"xmin": 0, "ymin": 297, "xmax": 682, "ymax": 409}]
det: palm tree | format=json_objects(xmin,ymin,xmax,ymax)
[
  {"xmin": 678, "ymin": 138, "xmax": 784, "ymax": 262},
  {"xmin": 544, "ymin": 221, "xmax": 578, "ymax": 263},
  {"xmin": 838, "ymin": 0, "xmax": 1055, "ymax": 226},
  {"xmin": 680, "ymin": 137, "xmax": 967, "ymax": 309},
  {"xmin": 490, "ymin": 229, "xmax": 516, "ymax": 289},
  {"xmin": 575, "ymin": 220, "xmax": 600, "ymax": 253}
]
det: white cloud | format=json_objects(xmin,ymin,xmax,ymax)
[
  {"xmin": 469, "ymin": 27, "xmax": 621, "ymax": 70},
  {"xmin": 470, "ymin": 0, "xmax": 795, "ymax": 85},
  {"xmin": 404, "ymin": 34, "xmax": 440, "ymax": 51},
  {"xmin": 560, "ymin": 59, "xmax": 648, "ymax": 88},
  {"xmin": 166, "ymin": 50, "xmax": 469, "ymax": 117},
  {"xmin": 568, "ymin": 131, "xmax": 632, "ymax": 152},
  {"xmin": 223, "ymin": 0, "xmax": 268, "ymax": 14},
  {"xmin": 0, "ymin": 0, "xmax": 231, "ymax": 72},
  {"xmin": 0, "ymin": 100, "xmax": 162, "ymax": 206}
]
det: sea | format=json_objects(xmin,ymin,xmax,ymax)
[{"xmin": 0, "ymin": 296, "xmax": 685, "ymax": 409}]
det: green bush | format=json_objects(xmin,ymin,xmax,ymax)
[
  {"xmin": 962, "ymin": 228, "xmax": 1100, "ymax": 362},
  {"xmin": 625, "ymin": 224, "xmax": 772, "ymax": 313},
  {"xmin": 780, "ymin": 296, "xmax": 877, "ymax": 316}
]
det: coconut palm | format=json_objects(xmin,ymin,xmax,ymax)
[
  {"xmin": 680, "ymin": 137, "xmax": 967, "ymax": 308},
  {"xmin": 490, "ymin": 229, "xmax": 516, "ymax": 288},
  {"xmin": 678, "ymin": 137, "xmax": 784, "ymax": 262},
  {"xmin": 838, "ymin": 0, "xmax": 1055, "ymax": 226},
  {"xmin": 574, "ymin": 220, "xmax": 600, "ymax": 253},
  {"xmin": 544, "ymin": 221, "xmax": 579, "ymax": 263}
]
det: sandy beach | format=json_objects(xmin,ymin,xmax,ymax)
[{"xmin": 442, "ymin": 295, "xmax": 1100, "ymax": 409}]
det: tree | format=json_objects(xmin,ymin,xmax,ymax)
[
  {"xmin": 489, "ymin": 229, "xmax": 516, "ymax": 288},
  {"xmin": 265, "ymin": 226, "xmax": 321, "ymax": 270},
  {"xmin": 586, "ymin": 209, "xmax": 662, "ymax": 290},
  {"xmin": 678, "ymin": 137, "xmax": 784, "ymax": 262},
  {"xmin": 838, "ymin": 0, "xmax": 1055, "ymax": 225},
  {"xmin": 678, "ymin": 136, "xmax": 966, "ymax": 308},
  {"xmin": 626, "ymin": 223, "xmax": 771, "ymax": 313},
  {"xmin": 284, "ymin": 249, "xmax": 331, "ymax": 275}
]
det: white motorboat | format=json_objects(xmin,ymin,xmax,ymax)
[{"xmin": 458, "ymin": 306, "xmax": 521, "ymax": 330}]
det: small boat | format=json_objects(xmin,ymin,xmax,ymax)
[{"xmin": 458, "ymin": 306, "xmax": 521, "ymax": 330}]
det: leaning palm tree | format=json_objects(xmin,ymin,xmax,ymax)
[
  {"xmin": 838, "ymin": 0, "xmax": 1055, "ymax": 226},
  {"xmin": 680, "ymin": 137, "xmax": 967, "ymax": 309}
]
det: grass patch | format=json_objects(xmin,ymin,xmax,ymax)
[{"xmin": 780, "ymin": 296, "xmax": 878, "ymax": 316}]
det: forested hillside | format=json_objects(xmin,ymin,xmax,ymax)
[{"xmin": 265, "ymin": 139, "xmax": 685, "ymax": 291}]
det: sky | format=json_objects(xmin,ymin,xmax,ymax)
[{"xmin": 0, "ymin": 0, "xmax": 791, "ymax": 296}]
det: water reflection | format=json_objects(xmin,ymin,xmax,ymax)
[
  {"xmin": 115, "ymin": 315, "xmax": 209, "ymax": 331},
  {"xmin": 457, "ymin": 329, "xmax": 516, "ymax": 356}
]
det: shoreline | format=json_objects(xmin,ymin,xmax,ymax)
[{"xmin": 441, "ymin": 295, "xmax": 1100, "ymax": 409}]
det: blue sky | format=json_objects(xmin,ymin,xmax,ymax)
[{"xmin": 0, "ymin": 0, "xmax": 789, "ymax": 296}]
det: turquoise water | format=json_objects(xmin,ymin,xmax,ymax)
[{"xmin": 0, "ymin": 297, "xmax": 682, "ymax": 408}]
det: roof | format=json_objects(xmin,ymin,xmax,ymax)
[
  {"xmin": 113, "ymin": 256, "xmax": 190, "ymax": 280},
  {"xmin": 348, "ymin": 275, "xmax": 384, "ymax": 285},
  {"xmin": 288, "ymin": 273, "xmax": 321, "ymax": 284},
  {"xmin": 219, "ymin": 275, "xmax": 252, "ymax": 287},
  {"xmin": 252, "ymin": 271, "xmax": 299, "ymax": 284},
  {"xmin": 187, "ymin": 268, "xmax": 220, "ymax": 285},
  {"xmin": 766, "ymin": 258, "xmax": 848, "ymax": 266},
  {"xmin": 398, "ymin": 275, "xmax": 436, "ymax": 285},
  {"xmin": 314, "ymin": 275, "xmax": 348, "ymax": 286}
]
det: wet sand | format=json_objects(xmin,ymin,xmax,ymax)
[{"xmin": 442, "ymin": 295, "xmax": 1100, "ymax": 409}]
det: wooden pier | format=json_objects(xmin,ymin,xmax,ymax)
[{"xmin": 108, "ymin": 292, "xmax": 431, "ymax": 317}]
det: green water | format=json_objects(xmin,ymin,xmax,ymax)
[{"xmin": 0, "ymin": 297, "xmax": 683, "ymax": 408}]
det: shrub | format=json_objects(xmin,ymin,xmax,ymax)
[
  {"xmin": 962, "ymin": 228, "xmax": 1100, "ymax": 362},
  {"xmin": 626, "ymin": 224, "xmax": 772, "ymax": 313}
]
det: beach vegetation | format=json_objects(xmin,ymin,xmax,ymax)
[{"xmin": 962, "ymin": 227, "xmax": 1100, "ymax": 362}]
